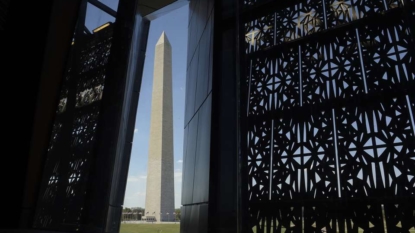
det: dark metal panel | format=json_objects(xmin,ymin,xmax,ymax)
[
  {"xmin": 207, "ymin": 14, "xmax": 214, "ymax": 94},
  {"xmin": 198, "ymin": 204, "xmax": 208, "ymax": 233},
  {"xmin": 181, "ymin": 0, "xmax": 217, "ymax": 232},
  {"xmin": 195, "ymin": 29, "xmax": 210, "ymax": 111},
  {"xmin": 181, "ymin": 125, "xmax": 189, "ymax": 203},
  {"xmin": 180, "ymin": 205, "xmax": 191, "ymax": 233},
  {"xmin": 187, "ymin": 0, "xmax": 211, "ymax": 69},
  {"xmin": 179, "ymin": 206, "xmax": 187, "ymax": 233},
  {"xmin": 104, "ymin": 205, "xmax": 123, "ymax": 233},
  {"xmin": 185, "ymin": 46, "xmax": 199, "ymax": 124},
  {"xmin": 189, "ymin": 205, "xmax": 200, "ymax": 233},
  {"xmin": 144, "ymin": 0, "xmax": 189, "ymax": 21},
  {"xmin": 181, "ymin": 204, "xmax": 206, "ymax": 233},
  {"xmin": 207, "ymin": 0, "xmax": 214, "ymax": 16},
  {"xmin": 182, "ymin": 113, "xmax": 199, "ymax": 205},
  {"xmin": 195, "ymin": 0, "xmax": 209, "ymax": 40},
  {"xmin": 137, "ymin": 0, "xmax": 178, "ymax": 17},
  {"xmin": 193, "ymin": 95, "xmax": 212, "ymax": 203},
  {"xmin": 188, "ymin": 0, "xmax": 198, "ymax": 28},
  {"xmin": 187, "ymin": 3, "xmax": 199, "ymax": 68},
  {"xmin": 107, "ymin": 15, "xmax": 150, "ymax": 208},
  {"xmin": 207, "ymin": 0, "xmax": 238, "ymax": 230},
  {"xmin": 179, "ymin": 204, "xmax": 207, "ymax": 233}
]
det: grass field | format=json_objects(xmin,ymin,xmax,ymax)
[
  {"xmin": 120, "ymin": 223, "xmax": 180, "ymax": 233},
  {"xmin": 120, "ymin": 223, "xmax": 415, "ymax": 233}
]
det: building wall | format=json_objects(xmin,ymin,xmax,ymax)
[
  {"xmin": 181, "ymin": 0, "xmax": 214, "ymax": 232},
  {"xmin": 181, "ymin": 0, "xmax": 241, "ymax": 231}
]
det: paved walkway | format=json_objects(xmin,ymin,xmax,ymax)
[{"xmin": 121, "ymin": 221, "xmax": 180, "ymax": 224}]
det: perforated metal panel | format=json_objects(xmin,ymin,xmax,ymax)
[
  {"xmin": 33, "ymin": 26, "xmax": 113, "ymax": 230},
  {"xmin": 241, "ymin": 0, "xmax": 415, "ymax": 232},
  {"xmin": 0, "ymin": 0, "xmax": 10, "ymax": 30}
]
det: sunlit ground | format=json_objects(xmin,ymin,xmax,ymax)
[
  {"xmin": 253, "ymin": 230, "xmax": 415, "ymax": 233},
  {"xmin": 120, "ymin": 223, "xmax": 180, "ymax": 233},
  {"xmin": 252, "ymin": 224, "xmax": 415, "ymax": 233},
  {"xmin": 120, "ymin": 223, "xmax": 415, "ymax": 233}
]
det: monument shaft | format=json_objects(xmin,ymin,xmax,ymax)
[{"xmin": 145, "ymin": 32, "xmax": 175, "ymax": 222}]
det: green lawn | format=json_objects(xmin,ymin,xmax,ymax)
[
  {"xmin": 120, "ymin": 223, "xmax": 415, "ymax": 233},
  {"xmin": 120, "ymin": 223, "xmax": 180, "ymax": 233}
]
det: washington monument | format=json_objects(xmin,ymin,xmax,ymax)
[{"xmin": 144, "ymin": 32, "xmax": 174, "ymax": 222}]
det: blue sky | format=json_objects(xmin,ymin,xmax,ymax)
[
  {"xmin": 85, "ymin": 1, "xmax": 189, "ymax": 209},
  {"xmin": 125, "ymin": 5, "xmax": 189, "ymax": 209}
]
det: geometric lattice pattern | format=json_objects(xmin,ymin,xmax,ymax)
[
  {"xmin": 0, "ymin": 0, "xmax": 10, "ymax": 31},
  {"xmin": 33, "ymin": 26, "xmax": 113, "ymax": 230},
  {"xmin": 245, "ymin": 0, "xmax": 407, "ymax": 54},
  {"xmin": 243, "ymin": 0, "xmax": 415, "ymax": 232}
]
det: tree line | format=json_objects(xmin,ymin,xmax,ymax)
[{"xmin": 122, "ymin": 207, "xmax": 181, "ymax": 220}]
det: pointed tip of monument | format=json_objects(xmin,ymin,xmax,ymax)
[{"xmin": 156, "ymin": 31, "xmax": 171, "ymax": 46}]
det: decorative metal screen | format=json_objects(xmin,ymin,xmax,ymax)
[
  {"xmin": 242, "ymin": 0, "xmax": 415, "ymax": 232},
  {"xmin": 33, "ymin": 25, "xmax": 113, "ymax": 230},
  {"xmin": 0, "ymin": 0, "xmax": 10, "ymax": 30}
]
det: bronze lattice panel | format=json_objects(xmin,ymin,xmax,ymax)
[
  {"xmin": 0, "ymin": 0, "xmax": 10, "ymax": 30},
  {"xmin": 33, "ymin": 26, "xmax": 113, "ymax": 230},
  {"xmin": 242, "ymin": 0, "xmax": 415, "ymax": 232}
]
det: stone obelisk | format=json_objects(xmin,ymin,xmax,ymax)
[{"xmin": 144, "ymin": 32, "xmax": 174, "ymax": 222}]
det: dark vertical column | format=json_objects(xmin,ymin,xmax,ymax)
[
  {"xmin": 181, "ymin": 0, "xmax": 215, "ymax": 232},
  {"xmin": 0, "ymin": 0, "xmax": 80, "ymax": 229},
  {"xmin": 208, "ymin": 0, "xmax": 238, "ymax": 231},
  {"xmin": 181, "ymin": 0, "xmax": 240, "ymax": 232},
  {"xmin": 235, "ymin": 0, "xmax": 250, "ymax": 232},
  {"xmin": 82, "ymin": 0, "xmax": 150, "ymax": 232}
]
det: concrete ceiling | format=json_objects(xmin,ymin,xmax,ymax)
[{"xmin": 138, "ymin": 0, "xmax": 188, "ymax": 20}]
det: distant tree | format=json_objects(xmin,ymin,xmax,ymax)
[
  {"xmin": 175, "ymin": 208, "xmax": 181, "ymax": 221},
  {"xmin": 133, "ymin": 207, "xmax": 145, "ymax": 215},
  {"xmin": 122, "ymin": 207, "xmax": 146, "ymax": 220}
]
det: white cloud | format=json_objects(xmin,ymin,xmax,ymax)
[
  {"xmin": 127, "ymin": 175, "xmax": 147, "ymax": 182},
  {"xmin": 174, "ymin": 173, "xmax": 182, "ymax": 208},
  {"xmin": 174, "ymin": 171, "xmax": 182, "ymax": 183},
  {"xmin": 177, "ymin": 159, "xmax": 183, "ymax": 163},
  {"xmin": 125, "ymin": 192, "xmax": 146, "ymax": 199},
  {"xmin": 124, "ymin": 174, "xmax": 147, "ymax": 207},
  {"xmin": 134, "ymin": 128, "xmax": 138, "ymax": 133},
  {"xmin": 124, "ymin": 173, "xmax": 182, "ymax": 208}
]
